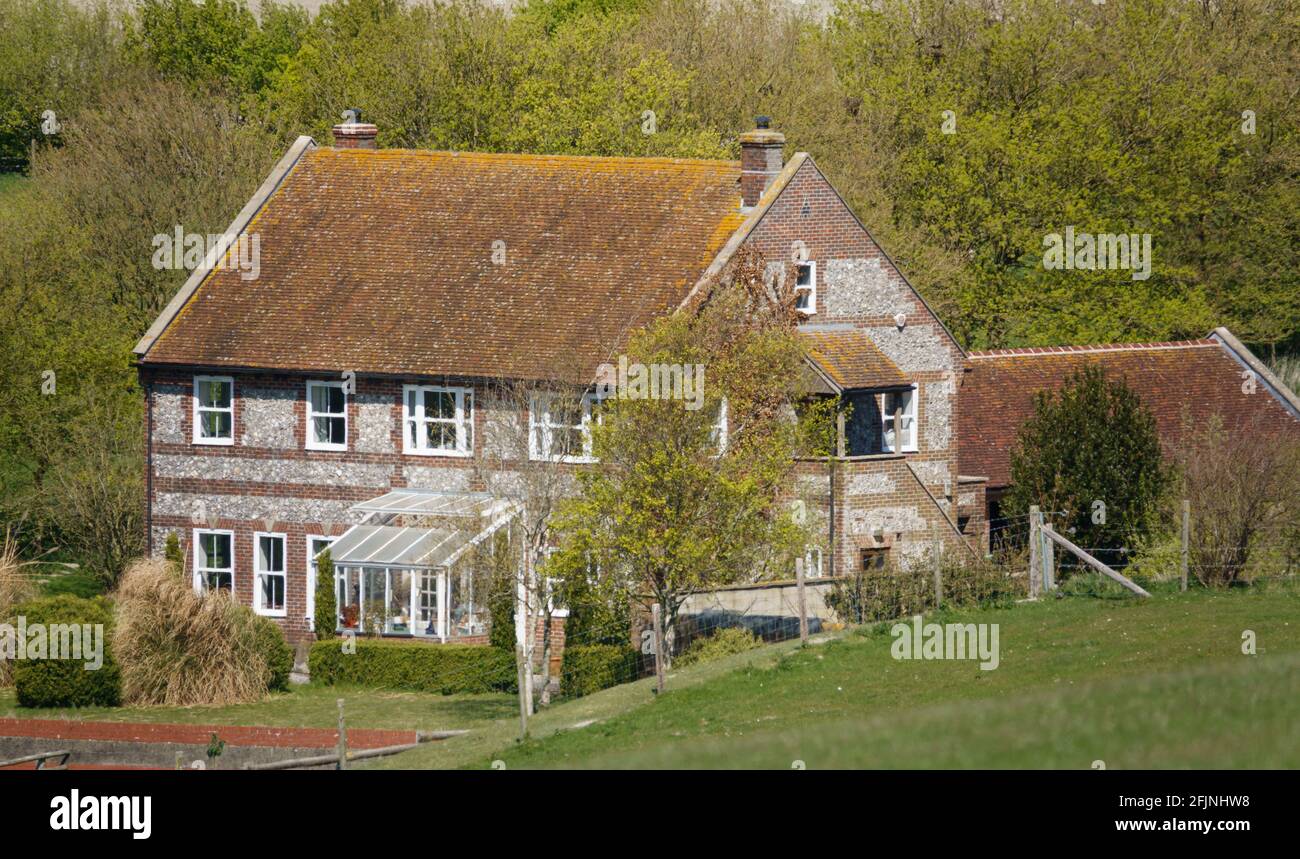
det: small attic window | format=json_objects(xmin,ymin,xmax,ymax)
[{"xmin": 794, "ymin": 262, "xmax": 816, "ymax": 315}]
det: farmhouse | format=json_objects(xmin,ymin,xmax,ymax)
[
  {"xmin": 134, "ymin": 116, "xmax": 1299, "ymax": 649},
  {"xmin": 134, "ymin": 117, "xmax": 981, "ymax": 645}
]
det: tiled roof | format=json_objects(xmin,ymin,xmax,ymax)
[
  {"xmin": 959, "ymin": 339, "xmax": 1300, "ymax": 487},
  {"xmin": 143, "ymin": 147, "xmax": 745, "ymax": 380},
  {"xmin": 800, "ymin": 327, "xmax": 909, "ymax": 390}
]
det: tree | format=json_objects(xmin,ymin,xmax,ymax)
[
  {"xmin": 1003, "ymin": 366, "xmax": 1169, "ymax": 566},
  {"xmin": 548, "ymin": 249, "xmax": 834, "ymax": 666},
  {"xmin": 314, "ymin": 548, "xmax": 337, "ymax": 639}
]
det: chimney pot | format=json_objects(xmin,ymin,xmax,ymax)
[
  {"xmin": 331, "ymin": 114, "xmax": 379, "ymax": 150},
  {"xmin": 738, "ymin": 119, "xmax": 785, "ymax": 208}
]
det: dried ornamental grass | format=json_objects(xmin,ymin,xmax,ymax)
[{"xmin": 113, "ymin": 558, "xmax": 271, "ymax": 706}]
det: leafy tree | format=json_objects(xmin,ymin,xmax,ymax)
[
  {"xmin": 1003, "ymin": 366, "xmax": 1169, "ymax": 565},
  {"xmin": 549, "ymin": 249, "xmax": 834, "ymax": 665},
  {"xmin": 164, "ymin": 532, "xmax": 182, "ymax": 576}
]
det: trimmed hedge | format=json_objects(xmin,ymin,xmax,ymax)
[
  {"xmin": 10, "ymin": 595, "xmax": 121, "ymax": 707},
  {"xmin": 560, "ymin": 643, "xmax": 640, "ymax": 698},
  {"xmin": 309, "ymin": 639, "xmax": 516, "ymax": 694},
  {"xmin": 252, "ymin": 616, "xmax": 294, "ymax": 692}
]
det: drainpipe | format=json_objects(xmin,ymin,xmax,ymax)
[{"xmin": 144, "ymin": 374, "xmax": 154, "ymax": 556}]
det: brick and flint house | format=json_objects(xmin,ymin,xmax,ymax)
[
  {"xmin": 134, "ymin": 117, "xmax": 1299, "ymax": 646},
  {"xmin": 134, "ymin": 118, "xmax": 982, "ymax": 645}
]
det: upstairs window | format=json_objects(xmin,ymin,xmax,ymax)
[
  {"xmin": 404, "ymin": 385, "xmax": 473, "ymax": 456},
  {"xmin": 794, "ymin": 262, "xmax": 817, "ymax": 315},
  {"xmin": 529, "ymin": 392, "xmax": 599, "ymax": 462},
  {"xmin": 194, "ymin": 529, "xmax": 233, "ymax": 593},
  {"xmin": 193, "ymin": 376, "xmax": 234, "ymax": 445},
  {"xmin": 881, "ymin": 385, "xmax": 917, "ymax": 453},
  {"xmin": 306, "ymin": 381, "xmax": 348, "ymax": 451},
  {"xmin": 861, "ymin": 546, "xmax": 890, "ymax": 572}
]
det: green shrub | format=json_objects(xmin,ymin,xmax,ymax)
[
  {"xmin": 314, "ymin": 548, "xmax": 336, "ymax": 641},
  {"xmin": 308, "ymin": 639, "xmax": 516, "ymax": 694},
  {"xmin": 252, "ymin": 616, "xmax": 293, "ymax": 692},
  {"xmin": 40, "ymin": 569, "xmax": 106, "ymax": 599},
  {"xmin": 11, "ymin": 594, "xmax": 121, "ymax": 708},
  {"xmin": 164, "ymin": 532, "xmax": 183, "ymax": 576},
  {"xmin": 560, "ymin": 643, "xmax": 639, "ymax": 698},
  {"xmin": 675, "ymin": 626, "xmax": 760, "ymax": 668}
]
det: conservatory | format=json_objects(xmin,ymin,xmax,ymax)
[{"xmin": 323, "ymin": 489, "xmax": 516, "ymax": 641}]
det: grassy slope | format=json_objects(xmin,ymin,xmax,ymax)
[{"xmin": 421, "ymin": 585, "xmax": 1299, "ymax": 769}]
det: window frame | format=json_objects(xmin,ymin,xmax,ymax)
[
  {"xmin": 193, "ymin": 528, "xmax": 235, "ymax": 595},
  {"xmin": 192, "ymin": 375, "xmax": 235, "ymax": 446},
  {"xmin": 528, "ymin": 391, "xmax": 601, "ymax": 463},
  {"xmin": 794, "ymin": 261, "xmax": 817, "ymax": 316},
  {"xmin": 253, "ymin": 531, "xmax": 288, "ymax": 618},
  {"xmin": 305, "ymin": 380, "xmax": 349, "ymax": 452},
  {"xmin": 402, "ymin": 384, "xmax": 474, "ymax": 457},
  {"xmin": 881, "ymin": 384, "xmax": 919, "ymax": 453}
]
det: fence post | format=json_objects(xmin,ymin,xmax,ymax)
[
  {"xmin": 336, "ymin": 698, "xmax": 347, "ymax": 771},
  {"xmin": 1028, "ymin": 505, "xmax": 1042, "ymax": 598},
  {"xmin": 1042, "ymin": 523, "xmax": 1055, "ymax": 591},
  {"xmin": 796, "ymin": 556, "xmax": 809, "ymax": 644},
  {"xmin": 931, "ymin": 538, "xmax": 943, "ymax": 608},
  {"xmin": 515, "ymin": 644, "xmax": 529, "ymax": 740},
  {"xmin": 1181, "ymin": 499, "xmax": 1190, "ymax": 592},
  {"xmin": 652, "ymin": 603, "xmax": 666, "ymax": 695}
]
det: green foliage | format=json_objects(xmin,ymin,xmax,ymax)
[
  {"xmin": 308, "ymin": 639, "xmax": 517, "ymax": 694},
  {"xmin": 164, "ymin": 532, "xmax": 183, "ymax": 577},
  {"xmin": 40, "ymin": 570, "xmax": 106, "ymax": 599},
  {"xmin": 559, "ymin": 643, "xmax": 640, "ymax": 697},
  {"xmin": 1004, "ymin": 367, "xmax": 1169, "ymax": 565},
  {"xmin": 252, "ymin": 616, "xmax": 293, "ymax": 692},
  {"xmin": 674, "ymin": 626, "xmax": 760, "ymax": 668},
  {"xmin": 10, "ymin": 594, "xmax": 121, "ymax": 708},
  {"xmin": 314, "ymin": 549, "xmax": 336, "ymax": 641}
]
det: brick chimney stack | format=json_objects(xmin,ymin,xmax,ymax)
[
  {"xmin": 739, "ymin": 116, "xmax": 785, "ymax": 207},
  {"xmin": 331, "ymin": 110, "xmax": 378, "ymax": 149}
]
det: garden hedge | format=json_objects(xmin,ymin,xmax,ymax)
[
  {"xmin": 560, "ymin": 643, "xmax": 640, "ymax": 698},
  {"xmin": 10, "ymin": 595, "xmax": 121, "ymax": 707},
  {"xmin": 309, "ymin": 639, "xmax": 516, "ymax": 694}
]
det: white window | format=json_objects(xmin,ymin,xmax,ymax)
[
  {"xmin": 193, "ymin": 376, "xmax": 234, "ymax": 445},
  {"xmin": 306, "ymin": 381, "xmax": 348, "ymax": 451},
  {"xmin": 403, "ymin": 385, "xmax": 473, "ymax": 456},
  {"xmin": 307, "ymin": 535, "xmax": 337, "ymax": 630},
  {"xmin": 882, "ymin": 385, "xmax": 918, "ymax": 453},
  {"xmin": 794, "ymin": 261, "xmax": 816, "ymax": 315},
  {"xmin": 194, "ymin": 529, "xmax": 234, "ymax": 594},
  {"xmin": 254, "ymin": 532, "xmax": 287, "ymax": 617},
  {"xmin": 529, "ymin": 392, "xmax": 600, "ymax": 462}
]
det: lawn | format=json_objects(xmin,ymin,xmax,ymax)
[
  {"xmin": 393, "ymin": 584, "xmax": 1299, "ymax": 769},
  {"xmin": 2, "ymin": 584, "xmax": 1295, "ymax": 769},
  {"xmin": 0, "ymin": 683, "xmax": 517, "ymax": 734}
]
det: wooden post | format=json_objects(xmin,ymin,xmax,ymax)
[
  {"xmin": 1028, "ymin": 505, "xmax": 1042, "ymax": 598},
  {"xmin": 652, "ymin": 603, "xmax": 666, "ymax": 695},
  {"xmin": 336, "ymin": 698, "xmax": 347, "ymax": 770},
  {"xmin": 795, "ymin": 556, "xmax": 809, "ymax": 644},
  {"xmin": 515, "ymin": 644, "xmax": 529, "ymax": 740},
  {"xmin": 1042, "ymin": 523, "xmax": 1055, "ymax": 591},
  {"xmin": 1180, "ymin": 499, "xmax": 1190, "ymax": 592},
  {"xmin": 931, "ymin": 538, "xmax": 943, "ymax": 607},
  {"xmin": 1041, "ymin": 525, "xmax": 1151, "ymax": 597}
]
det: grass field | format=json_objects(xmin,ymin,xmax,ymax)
[
  {"xmin": 406, "ymin": 584, "xmax": 1300, "ymax": 769},
  {"xmin": 2, "ymin": 585, "xmax": 1295, "ymax": 768}
]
